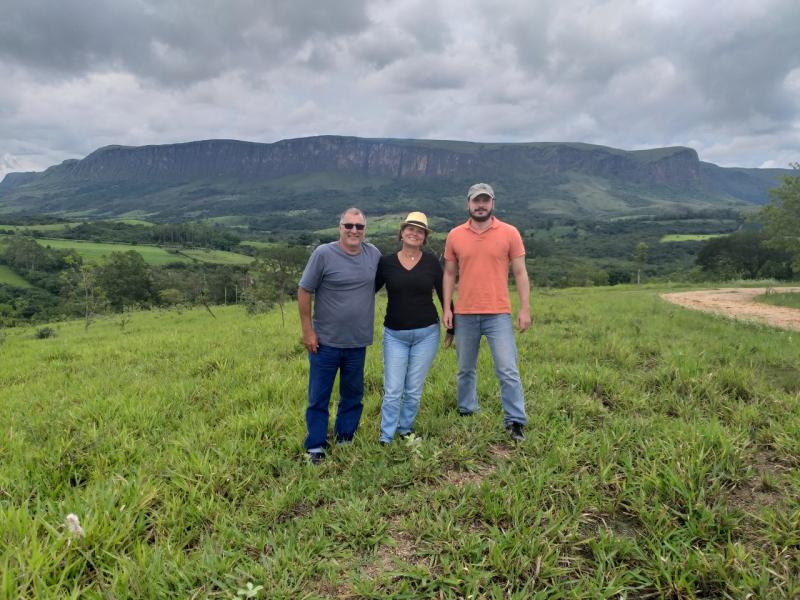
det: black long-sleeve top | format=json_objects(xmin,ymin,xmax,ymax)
[{"xmin": 374, "ymin": 251, "xmax": 449, "ymax": 331}]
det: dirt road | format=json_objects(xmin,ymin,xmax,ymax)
[{"xmin": 660, "ymin": 287, "xmax": 800, "ymax": 332}]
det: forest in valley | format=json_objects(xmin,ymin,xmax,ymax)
[{"xmin": 0, "ymin": 168, "xmax": 797, "ymax": 327}]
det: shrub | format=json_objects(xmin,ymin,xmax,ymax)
[{"xmin": 34, "ymin": 327, "xmax": 56, "ymax": 339}]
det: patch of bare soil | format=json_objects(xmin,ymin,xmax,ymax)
[
  {"xmin": 440, "ymin": 443, "xmax": 511, "ymax": 487},
  {"xmin": 363, "ymin": 515, "xmax": 426, "ymax": 582},
  {"xmin": 660, "ymin": 287, "xmax": 800, "ymax": 331},
  {"xmin": 726, "ymin": 450, "xmax": 787, "ymax": 515}
]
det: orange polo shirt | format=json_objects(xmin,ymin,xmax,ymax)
[{"xmin": 444, "ymin": 217, "xmax": 525, "ymax": 314}]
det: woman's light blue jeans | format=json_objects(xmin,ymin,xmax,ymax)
[
  {"xmin": 454, "ymin": 313, "xmax": 527, "ymax": 426},
  {"xmin": 380, "ymin": 323, "xmax": 440, "ymax": 443}
]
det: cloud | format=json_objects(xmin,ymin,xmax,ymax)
[
  {"xmin": 0, "ymin": 0, "xmax": 798, "ymax": 178},
  {"xmin": 0, "ymin": 0, "xmax": 372, "ymax": 84}
]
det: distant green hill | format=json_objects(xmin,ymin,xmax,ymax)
[{"xmin": 0, "ymin": 136, "xmax": 791, "ymax": 230}]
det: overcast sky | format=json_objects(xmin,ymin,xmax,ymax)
[{"xmin": 1, "ymin": 0, "xmax": 799, "ymax": 178}]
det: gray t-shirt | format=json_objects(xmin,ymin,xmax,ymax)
[{"xmin": 299, "ymin": 241, "xmax": 381, "ymax": 348}]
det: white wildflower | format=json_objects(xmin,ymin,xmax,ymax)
[
  {"xmin": 65, "ymin": 513, "xmax": 85, "ymax": 538},
  {"xmin": 237, "ymin": 582, "xmax": 263, "ymax": 598}
]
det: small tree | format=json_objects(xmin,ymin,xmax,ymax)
[
  {"xmin": 633, "ymin": 242, "xmax": 648, "ymax": 285},
  {"xmin": 243, "ymin": 246, "xmax": 308, "ymax": 324},
  {"xmin": 97, "ymin": 251, "xmax": 156, "ymax": 312},
  {"xmin": 760, "ymin": 163, "xmax": 800, "ymax": 272},
  {"xmin": 1, "ymin": 235, "xmax": 47, "ymax": 274},
  {"xmin": 60, "ymin": 256, "xmax": 108, "ymax": 330}
]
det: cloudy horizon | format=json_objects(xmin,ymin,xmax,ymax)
[{"xmin": 1, "ymin": 0, "xmax": 798, "ymax": 179}]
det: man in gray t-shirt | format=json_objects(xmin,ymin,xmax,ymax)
[{"xmin": 297, "ymin": 208, "xmax": 381, "ymax": 463}]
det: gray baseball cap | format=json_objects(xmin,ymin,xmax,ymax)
[{"xmin": 467, "ymin": 182, "xmax": 495, "ymax": 201}]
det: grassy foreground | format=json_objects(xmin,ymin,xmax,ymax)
[{"xmin": 1, "ymin": 285, "xmax": 799, "ymax": 598}]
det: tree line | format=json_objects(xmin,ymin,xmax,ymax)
[
  {"xmin": 0, "ymin": 237, "xmax": 310, "ymax": 327},
  {"xmin": 1, "ymin": 167, "xmax": 797, "ymax": 326},
  {"xmin": 694, "ymin": 166, "xmax": 799, "ymax": 281}
]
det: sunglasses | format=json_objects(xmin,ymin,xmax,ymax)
[{"xmin": 341, "ymin": 222, "xmax": 365, "ymax": 230}]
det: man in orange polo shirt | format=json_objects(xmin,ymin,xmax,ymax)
[{"xmin": 442, "ymin": 182, "xmax": 530, "ymax": 442}]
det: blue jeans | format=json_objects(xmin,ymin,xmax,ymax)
[
  {"xmin": 454, "ymin": 314, "xmax": 527, "ymax": 426},
  {"xmin": 380, "ymin": 324, "xmax": 440, "ymax": 443},
  {"xmin": 304, "ymin": 345, "xmax": 366, "ymax": 451}
]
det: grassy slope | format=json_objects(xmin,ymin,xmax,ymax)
[
  {"xmin": 28, "ymin": 238, "xmax": 194, "ymax": 265},
  {"xmin": 1, "ymin": 286, "xmax": 799, "ymax": 597},
  {"xmin": 0, "ymin": 235, "xmax": 253, "ymax": 266},
  {"xmin": 178, "ymin": 248, "xmax": 253, "ymax": 265},
  {"xmin": 661, "ymin": 234, "xmax": 728, "ymax": 242},
  {"xmin": 0, "ymin": 220, "xmax": 153, "ymax": 231},
  {"xmin": 0, "ymin": 223, "xmax": 76, "ymax": 233},
  {"xmin": 0, "ymin": 265, "xmax": 32, "ymax": 288}
]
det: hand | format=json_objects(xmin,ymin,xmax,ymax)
[
  {"xmin": 516, "ymin": 308, "xmax": 531, "ymax": 333},
  {"xmin": 444, "ymin": 332, "xmax": 454, "ymax": 348},
  {"xmin": 302, "ymin": 330, "xmax": 319, "ymax": 353},
  {"xmin": 443, "ymin": 308, "xmax": 453, "ymax": 330}
]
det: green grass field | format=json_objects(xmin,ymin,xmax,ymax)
[
  {"xmin": 178, "ymin": 248, "xmax": 253, "ymax": 265},
  {"xmin": 30, "ymin": 238, "xmax": 194, "ymax": 265},
  {"xmin": 0, "ymin": 265, "xmax": 32, "ymax": 288},
  {"xmin": 240, "ymin": 240, "xmax": 274, "ymax": 250},
  {"xmin": 660, "ymin": 234, "xmax": 728, "ymax": 243},
  {"xmin": 1, "ymin": 285, "xmax": 799, "ymax": 597},
  {"xmin": 0, "ymin": 220, "xmax": 153, "ymax": 232},
  {"xmin": 0, "ymin": 236, "xmax": 253, "ymax": 266},
  {"xmin": 110, "ymin": 219, "xmax": 154, "ymax": 227},
  {"xmin": 756, "ymin": 291, "xmax": 800, "ymax": 309},
  {"xmin": 0, "ymin": 223, "xmax": 77, "ymax": 233}
]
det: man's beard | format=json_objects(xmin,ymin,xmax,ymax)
[{"xmin": 470, "ymin": 208, "xmax": 493, "ymax": 222}]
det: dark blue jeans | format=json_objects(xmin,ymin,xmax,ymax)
[{"xmin": 304, "ymin": 345, "xmax": 367, "ymax": 451}]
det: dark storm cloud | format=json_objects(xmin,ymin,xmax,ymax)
[
  {"xmin": 0, "ymin": 0, "xmax": 797, "ymax": 176},
  {"xmin": 500, "ymin": 0, "xmax": 800, "ymax": 128},
  {"xmin": 0, "ymin": 0, "xmax": 371, "ymax": 84}
]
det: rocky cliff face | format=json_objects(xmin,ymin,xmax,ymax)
[
  {"xmin": 23, "ymin": 136, "xmax": 700, "ymax": 188},
  {"xmin": 0, "ymin": 171, "xmax": 39, "ymax": 190},
  {"xmin": 0, "ymin": 136, "xmax": 787, "ymax": 221}
]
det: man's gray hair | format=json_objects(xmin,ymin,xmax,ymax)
[{"xmin": 340, "ymin": 207, "xmax": 366, "ymax": 225}]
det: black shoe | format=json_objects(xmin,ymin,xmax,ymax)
[
  {"xmin": 506, "ymin": 422, "xmax": 525, "ymax": 442},
  {"xmin": 307, "ymin": 450, "xmax": 326, "ymax": 464},
  {"xmin": 379, "ymin": 440, "xmax": 391, "ymax": 446},
  {"xmin": 398, "ymin": 431, "xmax": 415, "ymax": 439},
  {"xmin": 458, "ymin": 411, "xmax": 476, "ymax": 417}
]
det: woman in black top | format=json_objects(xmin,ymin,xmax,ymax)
[{"xmin": 375, "ymin": 212, "xmax": 453, "ymax": 444}]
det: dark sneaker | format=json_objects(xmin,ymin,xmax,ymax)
[
  {"xmin": 458, "ymin": 410, "xmax": 476, "ymax": 417},
  {"xmin": 379, "ymin": 440, "xmax": 391, "ymax": 446},
  {"xmin": 307, "ymin": 450, "xmax": 326, "ymax": 464},
  {"xmin": 398, "ymin": 431, "xmax": 415, "ymax": 439},
  {"xmin": 506, "ymin": 422, "xmax": 525, "ymax": 442}
]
